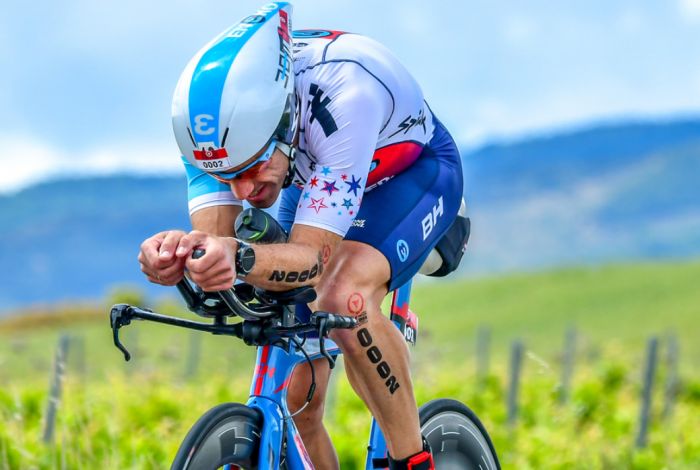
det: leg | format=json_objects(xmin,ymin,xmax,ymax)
[
  {"xmin": 314, "ymin": 241, "xmax": 423, "ymax": 460},
  {"xmin": 287, "ymin": 358, "xmax": 338, "ymax": 470}
]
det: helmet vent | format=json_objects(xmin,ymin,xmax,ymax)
[{"xmin": 186, "ymin": 127, "xmax": 196, "ymax": 146}]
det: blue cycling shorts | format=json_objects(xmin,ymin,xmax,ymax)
[{"xmin": 278, "ymin": 118, "xmax": 463, "ymax": 292}]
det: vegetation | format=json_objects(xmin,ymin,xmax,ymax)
[{"xmin": 1, "ymin": 260, "xmax": 699, "ymax": 469}]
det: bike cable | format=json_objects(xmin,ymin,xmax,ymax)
[{"xmin": 286, "ymin": 336, "xmax": 316, "ymax": 420}]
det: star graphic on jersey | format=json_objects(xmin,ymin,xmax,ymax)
[
  {"xmin": 308, "ymin": 197, "xmax": 328, "ymax": 213},
  {"xmin": 309, "ymin": 176, "xmax": 319, "ymax": 188},
  {"xmin": 337, "ymin": 211, "xmax": 342, "ymax": 215},
  {"xmin": 303, "ymin": 192, "xmax": 310, "ymax": 199},
  {"xmin": 322, "ymin": 180, "xmax": 339, "ymax": 196},
  {"xmin": 321, "ymin": 166, "xmax": 332, "ymax": 176},
  {"xmin": 331, "ymin": 202, "xmax": 337, "ymax": 207},
  {"xmin": 341, "ymin": 174, "xmax": 348, "ymax": 180},
  {"xmin": 346, "ymin": 175, "xmax": 362, "ymax": 196},
  {"xmin": 342, "ymin": 198, "xmax": 353, "ymax": 210}
]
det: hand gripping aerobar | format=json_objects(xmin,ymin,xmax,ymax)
[{"xmin": 110, "ymin": 208, "xmax": 357, "ymax": 368}]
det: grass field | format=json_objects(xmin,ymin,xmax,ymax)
[{"xmin": 1, "ymin": 259, "xmax": 699, "ymax": 469}]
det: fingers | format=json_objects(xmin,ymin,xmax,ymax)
[
  {"xmin": 190, "ymin": 265, "xmax": 236, "ymax": 291},
  {"xmin": 140, "ymin": 230, "xmax": 237, "ymax": 291},
  {"xmin": 138, "ymin": 231, "xmax": 166, "ymax": 266},
  {"xmin": 174, "ymin": 230, "xmax": 208, "ymax": 259},
  {"xmin": 185, "ymin": 234, "xmax": 237, "ymax": 291},
  {"xmin": 139, "ymin": 230, "xmax": 187, "ymax": 285},
  {"xmin": 159, "ymin": 231, "xmax": 185, "ymax": 260}
]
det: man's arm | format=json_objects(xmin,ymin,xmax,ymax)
[
  {"xmin": 191, "ymin": 204, "xmax": 242, "ymax": 237},
  {"xmin": 179, "ymin": 223, "xmax": 341, "ymax": 292},
  {"xmin": 236, "ymin": 224, "xmax": 341, "ymax": 291}
]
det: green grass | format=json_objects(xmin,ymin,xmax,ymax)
[
  {"xmin": 1, "ymin": 259, "xmax": 699, "ymax": 469},
  {"xmin": 410, "ymin": 260, "xmax": 700, "ymax": 373}
]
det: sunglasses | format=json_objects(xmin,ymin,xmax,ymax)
[{"xmin": 206, "ymin": 139, "xmax": 277, "ymax": 184}]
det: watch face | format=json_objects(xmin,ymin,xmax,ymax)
[{"xmin": 239, "ymin": 246, "xmax": 256, "ymax": 274}]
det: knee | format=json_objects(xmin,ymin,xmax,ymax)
[{"xmin": 316, "ymin": 283, "xmax": 373, "ymax": 355}]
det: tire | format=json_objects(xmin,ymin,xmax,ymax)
[
  {"xmin": 419, "ymin": 398, "xmax": 500, "ymax": 470},
  {"xmin": 171, "ymin": 403, "xmax": 262, "ymax": 470}
]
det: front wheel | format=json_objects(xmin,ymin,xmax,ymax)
[
  {"xmin": 171, "ymin": 403, "xmax": 262, "ymax": 470},
  {"xmin": 419, "ymin": 398, "xmax": 500, "ymax": 470}
]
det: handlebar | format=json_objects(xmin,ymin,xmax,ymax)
[{"xmin": 110, "ymin": 303, "xmax": 355, "ymax": 367}]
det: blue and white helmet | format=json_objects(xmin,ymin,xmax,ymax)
[{"xmin": 172, "ymin": 2, "xmax": 295, "ymax": 177}]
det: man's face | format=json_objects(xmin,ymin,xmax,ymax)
[{"xmin": 226, "ymin": 149, "xmax": 289, "ymax": 208}]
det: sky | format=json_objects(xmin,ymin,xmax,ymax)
[{"xmin": 1, "ymin": 0, "xmax": 700, "ymax": 193}]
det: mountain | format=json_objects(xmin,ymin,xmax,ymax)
[
  {"xmin": 461, "ymin": 118, "xmax": 700, "ymax": 273},
  {"xmin": 0, "ymin": 176, "xmax": 192, "ymax": 312},
  {"xmin": 1, "ymin": 117, "xmax": 699, "ymax": 312}
]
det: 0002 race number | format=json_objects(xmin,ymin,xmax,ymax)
[{"xmin": 202, "ymin": 161, "xmax": 224, "ymax": 169}]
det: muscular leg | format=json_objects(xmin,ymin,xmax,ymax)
[
  {"xmin": 314, "ymin": 241, "xmax": 423, "ymax": 460},
  {"xmin": 287, "ymin": 356, "xmax": 338, "ymax": 469}
]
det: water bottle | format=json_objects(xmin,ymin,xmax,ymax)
[{"xmin": 234, "ymin": 208, "xmax": 288, "ymax": 244}]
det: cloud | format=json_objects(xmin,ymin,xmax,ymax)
[
  {"xmin": 0, "ymin": 135, "xmax": 182, "ymax": 194},
  {"xmin": 679, "ymin": 0, "xmax": 700, "ymax": 21}
]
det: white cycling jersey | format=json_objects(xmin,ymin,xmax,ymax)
[{"xmin": 185, "ymin": 30, "xmax": 436, "ymax": 237}]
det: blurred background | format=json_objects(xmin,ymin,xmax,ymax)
[{"xmin": 1, "ymin": 1, "xmax": 699, "ymax": 468}]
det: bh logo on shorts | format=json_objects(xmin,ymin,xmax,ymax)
[{"xmin": 396, "ymin": 240, "xmax": 410, "ymax": 262}]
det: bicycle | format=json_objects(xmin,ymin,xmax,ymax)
[{"xmin": 110, "ymin": 209, "xmax": 500, "ymax": 470}]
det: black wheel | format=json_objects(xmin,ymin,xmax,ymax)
[
  {"xmin": 171, "ymin": 403, "xmax": 262, "ymax": 470},
  {"xmin": 419, "ymin": 398, "xmax": 500, "ymax": 470}
]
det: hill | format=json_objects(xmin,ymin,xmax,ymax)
[{"xmin": 1, "ymin": 116, "xmax": 699, "ymax": 311}]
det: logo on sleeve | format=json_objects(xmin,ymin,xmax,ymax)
[{"xmin": 308, "ymin": 83, "xmax": 338, "ymax": 137}]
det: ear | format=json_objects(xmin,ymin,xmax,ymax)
[{"xmin": 279, "ymin": 146, "xmax": 296, "ymax": 188}]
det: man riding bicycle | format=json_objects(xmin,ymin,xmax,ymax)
[{"xmin": 138, "ymin": 3, "xmax": 463, "ymax": 469}]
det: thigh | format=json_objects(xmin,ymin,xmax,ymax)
[{"xmin": 345, "ymin": 149, "xmax": 462, "ymax": 291}]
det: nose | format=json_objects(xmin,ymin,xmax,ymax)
[{"xmin": 229, "ymin": 178, "xmax": 255, "ymax": 200}]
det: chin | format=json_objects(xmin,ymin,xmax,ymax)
[{"xmin": 249, "ymin": 200, "xmax": 273, "ymax": 209}]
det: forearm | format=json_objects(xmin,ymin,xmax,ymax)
[{"xmin": 238, "ymin": 240, "xmax": 326, "ymax": 291}]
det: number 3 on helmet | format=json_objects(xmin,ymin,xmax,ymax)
[{"xmin": 171, "ymin": 2, "xmax": 297, "ymax": 180}]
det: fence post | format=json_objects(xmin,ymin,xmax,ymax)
[
  {"xmin": 507, "ymin": 340, "xmax": 524, "ymax": 426},
  {"xmin": 43, "ymin": 334, "xmax": 70, "ymax": 444},
  {"xmin": 184, "ymin": 331, "xmax": 202, "ymax": 380},
  {"xmin": 476, "ymin": 326, "xmax": 491, "ymax": 385},
  {"xmin": 663, "ymin": 334, "xmax": 679, "ymax": 420},
  {"xmin": 72, "ymin": 335, "xmax": 86, "ymax": 379},
  {"xmin": 636, "ymin": 337, "xmax": 659, "ymax": 448},
  {"xmin": 558, "ymin": 327, "xmax": 577, "ymax": 405}
]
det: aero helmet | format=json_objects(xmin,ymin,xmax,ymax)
[{"xmin": 172, "ymin": 2, "xmax": 295, "ymax": 180}]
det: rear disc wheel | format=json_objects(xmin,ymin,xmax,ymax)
[{"xmin": 419, "ymin": 398, "xmax": 500, "ymax": 470}]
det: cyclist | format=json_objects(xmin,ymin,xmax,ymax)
[{"xmin": 138, "ymin": 3, "xmax": 463, "ymax": 469}]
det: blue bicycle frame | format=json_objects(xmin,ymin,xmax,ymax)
[{"xmin": 234, "ymin": 279, "xmax": 416, "ymax": 470}]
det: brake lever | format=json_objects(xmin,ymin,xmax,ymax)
[{"xmin": 109, "ymin": 304, "xmax": 138, "ymax": 361}]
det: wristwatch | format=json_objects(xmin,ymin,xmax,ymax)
[{"xmin": 235, "ymin": 241, "xmax": 256, "ymax": 277}]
